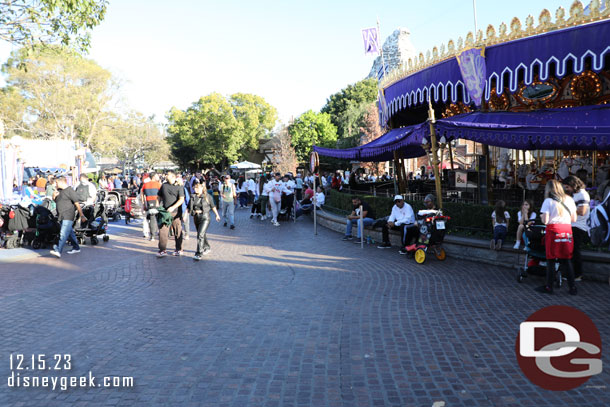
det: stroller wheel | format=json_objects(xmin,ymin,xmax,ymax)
[
  {"xmin": 517, "ymin": 274, "xmax": 524, "ymax": 283},
  {"xmin": 32, "ymin": 239, "xmax": 42, "ymax": 250},
  {"xmin": 434, "ymin": 248, "xmax": 447, "ymax": 261},
  {"xmin": 91, "ymin": 236, "xmax": 99, "ymax": 245},
  {"xmin": 79, "ymin": 236, "xmax": 86, "ymax": 245},
  {"xmin": 414, "ymin": 248, "xmax": 426, "ymax": 264},
  {"xmin": 103, "ymin": 235, "xmax": 109, "ymax": 242}
]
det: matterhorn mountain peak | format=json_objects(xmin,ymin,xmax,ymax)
[{"xmin": 368, "ymin": 27, "xmax": 418, "ymax": 80}]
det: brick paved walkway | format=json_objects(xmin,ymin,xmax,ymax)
[{"xmin": 0, "ymin": 209, "xmax": 609, "ymax": 406}]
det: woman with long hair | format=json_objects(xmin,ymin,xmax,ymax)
[
  {"xmin": 189, "ymin": 182, "xmax": 220, "ymax": 260},
  {"xmin": 535, "ymin": 179, "xmax": 578, "ymax": 295},
  {"xmin": 513, "ymin": 199, "xmax": 536, "ymax": 249},
  {"xmin": 257, "ymin": 175, "xmax": 269, "ymax": 220},
  {"xmin": 490, "ymin": 200, "xmax": 510, "ymax": 250}
]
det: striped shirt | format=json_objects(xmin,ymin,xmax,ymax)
[{"xmin": 141, "ymin": 181, "xmax": 161, "ymax": 204}]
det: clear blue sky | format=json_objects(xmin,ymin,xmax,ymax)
[{"xmin": 0, "ymin": 0, "xmax": 574, "ymax": 123}]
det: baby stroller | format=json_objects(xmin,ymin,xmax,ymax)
[
  {"xmin": 75, "ymin": 202, "xmax": 109, "ymax": 245},
  {"xmin": 0, "ymin": 204, "xmax": 33, "ymax": 249},
  {"xmin": 405, "ymin": 209, "xmax": 451, "ymax": 264},
  {"xmin": 31, "ymin": 205, "xmax": 60, "ymax": 249},
  {"xmin": 98, "ymin": 190, "xmax": 122, "ymax": 222},
  {"xmin": 516, "ymin": 224, "xmax": 561, "ymax": 286}
]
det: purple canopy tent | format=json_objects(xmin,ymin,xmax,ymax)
[
  {"xmin": 315, "ymin": 105, "xmax": 610, "ymax": 161},
  {"xmin": 313, "ymin": 124, "xmax": 427, "ymax": 162},
  {"xmin": 435, "ymin": 105, "xmax": 610, "ymax": 150}
]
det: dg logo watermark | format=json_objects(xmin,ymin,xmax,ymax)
[{"xmin": 515, "ymin": 305, "xmax": 603, "ymax": 391}]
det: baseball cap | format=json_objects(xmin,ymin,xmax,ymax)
[{"xmin": 394, "ymin": 195, "xmax": 404, "ymax": 201}]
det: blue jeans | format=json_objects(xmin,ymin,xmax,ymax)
[
  {"xmin": 493, "ymin": 225, "xmax": 507, "ymax": 243},
  {"xmin": 221, "ymin": 200, "xmax": 235, "ymax": 226},
  {"xmin": 55, "ymin": 220, "xmax": 80, "ymax": 253},
  {"xmin": 346, "ymin": 217, "xmax": 374, "ymax": 238}
]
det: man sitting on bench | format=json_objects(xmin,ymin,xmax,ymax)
[
  {"xmin": 377, "ymin": 195, "xmax": 418, "ymax": 254},
  {"xmin": 342, "ymin": 196, "xmax": 375, "ymax": 242}
]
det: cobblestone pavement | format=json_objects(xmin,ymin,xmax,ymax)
[{"xmin": 0, "ymin": 209, "xmax": 609, "ymax": 407}]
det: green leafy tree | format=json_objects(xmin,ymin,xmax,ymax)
[
  {"xmin": 321, "ymin": 78, "xmax": 378, "ymax": 139},
  {"xmin": 0, "ymin": 0, "xmax": 108, "ymax": 52},
  {"xmin": 288, "ymin": 110, "xmax": 337, "ymax": 162},
  {"xmin": 166, "ymin": 93, "xmax": 244, "ymax": 170},
  {"xmin": 229, "ymin": 93, "xmax": 277, "ymax": 150},
  {"xmin": 0, "ymin": 46, "xmax": 119, "ymax": 146},
  {"xmin": 92, "ymin": 113, "xmax": 169, "ymax": 172},
  {"xmin": 166, "ymin": 93, "xmax": 278, "ymax": 170}
]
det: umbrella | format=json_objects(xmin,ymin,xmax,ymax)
[{"xmin": 230, "ymin": 161, "xmax": 262, "ymax": 170}]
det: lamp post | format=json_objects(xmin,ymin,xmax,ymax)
[{"xmin": 422, "ymin": 99, "xmax": 446, "ymax": 209}]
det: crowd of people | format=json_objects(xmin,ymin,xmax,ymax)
[
  {"xmin": 30, "ymin": 169, "xmax": 327, "ymax": 261},
  {"xmin": 11, "ymin": 164, "xmax": 609, "ymax": 297}
]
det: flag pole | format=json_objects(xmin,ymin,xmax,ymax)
[
  {"xmin": 376, "ymin": 17, "xmax": 388, "ymax": 80},
  {"xmin": 472, "ymin": 0, "xmax": 479, "ymax": 33}
]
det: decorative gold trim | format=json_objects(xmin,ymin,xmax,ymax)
[{"xmin": 380, "ymin": 0, "xmax": 610, "ymax": 89}]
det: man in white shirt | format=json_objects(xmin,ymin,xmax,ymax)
[
  {"xmin": 562, "ymin": 175, "xmax": 590, "ymax": 280},
  {"xmin": 377, "ymin": 195, "xmax": 418, "ymax": 254}
]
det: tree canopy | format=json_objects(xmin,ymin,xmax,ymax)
[
  {"xmin": 0, "ymin": 46, "xmax": 119, "ymax": 146},
  {"xmin": 288, "ymin": 110, "xmax": 337, "ymax": 162},
  {"xmin": 321, "ymin": 78, "xmax": 378, "ymax": 140},
  {"xmin": 166, "ymin": 93, "xmax": 277, "ymax": 170},
  {"xmin": 0, "ymin": 0, "xmax": 108, "ymax": 52}
]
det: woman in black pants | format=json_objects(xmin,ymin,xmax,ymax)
[{"xmin": 189, "ymin": 182, "xmax": 220, "ymax": 261}]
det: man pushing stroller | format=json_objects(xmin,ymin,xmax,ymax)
[{"xmin": 50, "ymin": 177, "xmax": 86, "ymax": 259}]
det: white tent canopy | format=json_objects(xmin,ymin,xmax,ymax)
[{"xmin": 230, "ymin": 161, "xmax": 261, "ymax": 170}]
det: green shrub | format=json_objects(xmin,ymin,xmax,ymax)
[{"xmin": 327, "ymin": 190, "xmax": 521, "ymax": 240}]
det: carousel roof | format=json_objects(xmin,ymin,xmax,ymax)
[{"xmin": 380, "ymin": 1, "xmax": 610, "ymax": 123}]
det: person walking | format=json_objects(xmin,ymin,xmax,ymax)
[
  {"xmin": 258, "ymin": 175, "xmax": 269, "ymax": 220},
  {"xmin": 268, "ymin": 173, "xmax": 284, "ymax": 227},
  {"xmin": 156, "ymin": 171, "xmax": 185, "ymax": 257},
  {"xmin": 141, "ymin": 173, "xmax": 161, "ymax": 241},
  {"xmin": 50, "ymin": 177, "xmax": 86, "ymax": 258},
  {"xmin": 176, "ymin": 177, "xmax": 191, "ymax": 240},
  {"xmin": 535, "ymin": 179, "xmax": 578, "ymax": 295},
  {"xmin": 189, "ymin": 182, "xmax": 221, "ymax": 260},
  {"xmin": 220, "ymin": 175, "xmax": 237, "ymax": 229}
]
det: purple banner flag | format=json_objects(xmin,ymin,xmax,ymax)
[
  {"xmin": 456, "ymin": 47, "xmax": 486, "ymax": 107},
  {"xmin": 362, "ymin": 27, "xmax": 379, "ymax": 55}
]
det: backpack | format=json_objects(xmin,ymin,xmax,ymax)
[
  {"xmin": 588, "ymin": 192, "xmax": 610, "ymax": 247},
  {"xmin": 75, "ymin": 183, "xmax": 89, "ymax": 202}
]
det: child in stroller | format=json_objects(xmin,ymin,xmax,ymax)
[{"xmin": 405, "ymin": 209, "xmax": 450, "ymax": 264}]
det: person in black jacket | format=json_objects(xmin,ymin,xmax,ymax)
[{"xmin": 189, "ymin": 182, "xmax": 220, "ymax": 260}]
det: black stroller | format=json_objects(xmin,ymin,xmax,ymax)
[
  {"xmin": 0, "ymin": 204, "xmax": 33, "ymax": 249},
  {"xmin": 31, "ymin": 205, "xmax": 60, "ymax": 249},
  {"xmin": 75, "ymin": 202, "xmax": 109, "ymax": 245},
  {"xmin": 517, "ymin": 224, "xmax": 562, "ymax": 286}
]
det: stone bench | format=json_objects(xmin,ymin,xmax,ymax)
[{"xmin": 314, "ymin": 208, "xmax": 610, "ymax": 283}]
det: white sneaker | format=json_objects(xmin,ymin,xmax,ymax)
[
  {"xmin": 513, "ymin": 242, "xmax": 520, "ymax": 250},
  {"xmin": 50, "ymin": 250, "xmax": 61, "ymax": 258},
  {"xmin": 67, "ymin": 249, "xmax": 81, "ymax": 254},
  {"xmin": 273, "ymin": 221, "xmax": 280, "ymax": 227}
]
